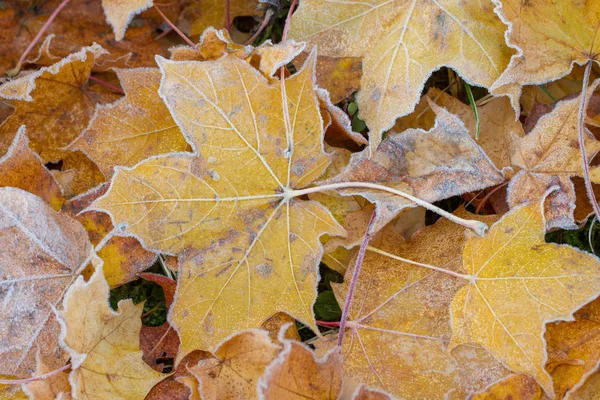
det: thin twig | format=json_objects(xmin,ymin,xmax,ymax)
[
  {"xmin": 10, "ymin": 0, "xmax": 72, "ymax": 76},
  {"xmin": 88, "ymin": 76, "xmax": 124, "ymax": 94},
  {"xmin": 475, "ymin": 180, "xmax": 509, "ymax": 214},
  {"xmin": 337, "ymin": 210, "xmax": 377, "ymax": 347},
  {"xmin": 578, "ymin": 60, "xmax": 600, "ymax": 219},
  {"xmin": 281, "ymin": 0, "xmax": 298, "ymax": 44},
  {"xmin": 245, "ymin": 9, "xmax": 274, "ymax": 45},
  {"xmin": 225, "ymin": 0, "xmax": 231, "ymax": 31},
  {"xmin": 153, "ymin": 4, "xmax": 195, "ymax": 47},
  {"xmin": 154, "ymin": 27, "xmax": 173, "ymax": 41},
  {"xmin": 0, "ymin": 364, "xmax": 71, "ymax": 385},
  {"xmin": 316, "ymin": 320, "xmax": 341, "ymax": 327}
]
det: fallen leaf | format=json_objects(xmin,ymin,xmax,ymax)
[
  {"xmin": 92, "ymin": 51, "xmax": 345, "ymax": 354},
  {"xmin": 545, "ymin": 297, "xmax": 600, "ymax": 398},
  {"xmin": 0, "ymin": 187, "xmax": 93, "ymax": 378},
  {"xmin": 63, "ymin": 184, "xmax": 157, "ymax": 288},
  {"xmin": 450, "ymin": 196, "xmax": 600, "ymax": 396},
  {"xmin": 0, "ymin": 126, "xmax": 64, "ymax": 210},
  {"xmin": 0, "ymin": 377, "xmax": 28, "ymax": 400},
  {"xmin": 471, "ymin": 374, "xmax": 542, "ymax": 400},
  {"xmin": 0, "ymin": 0, "xmax": 164, "ymax": 76},
  {"xmin": 70, "ymin": 68, "xmax": 188, "ymax": 177},
  {"xmin": 329, "ymin": 102, "xmax": 503, "ymax": 232},
  {"xmin": 394, "ymin": 88, "xmax": 523, "ymax": 176},
  {"xmin": 491, "ymin": 0, "xmax": 600, "ymax": 112},
  {"xmin": 0, "ymin": 44, "xmax": 118, "ymax": 158},
  {"xmin": 189, "ymin": 330, "xmax": 281, "ymax": 400},
  {"xmin": 260, "ymin": 312, "xmax": 302, "ymax": 344},
  {"xmin": 289, "ymin": 0, "xmax": 513, "ymax": 150},
  {"xmin": 568, "ymin": 369, "xmax": 600, "ymax": 400},
  {"xmin": 258, "ymin": 340, "xmax": 342, "ymax": 400},
  {"xmin": 168, "ymin": 27, "xmax": 251, "ymax": 62},
  {"xmin": 102, "ymin": 0, "xmax": 153, "ymax": 41},
  {"xmin": 58, "ymin": 265, "xmax": 166, "ymax": 399},
  {"xmin": 508, "ymin": 88, "xmax": 600, "ymax": 229},
  {"xmin": 327, "ymin": 208, "xmax": 505, "ymax": 399}
]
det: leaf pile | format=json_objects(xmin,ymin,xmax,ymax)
[{"xmin": 1, "ymin": 1, "xmax": 600, "ymax": 399}]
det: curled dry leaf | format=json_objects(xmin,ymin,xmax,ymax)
[
  {"xmin": 63, "ymin": 184, "xmax": 157, "ymax": 288},
  {"xmin": 326, "ymin": 207, "xmax": 505, "ymax": 399},
  {"xmin": 289, "ymin": 0, "xmax": 513, "ymax": 151},
  {"xmin": 70, "ymin": 68, "xmax": 188, "ymax": 177},
  {"xmin": 58, "ymin": 266, "xmax": 165, "ymax": 399},
  {"xmin": 508, "ymin": 86, "xmax": 600, "ymax": 230},
  {"xmin": 258, "ymin": 339, "xmax": 343, "ymax": 400},
  {"xmin": 0, "ymin": 187, "xmax": 93, "ymax": 378},
  {"xmin": 450, "ymin": 196, "xmax": 600, "ymax": 396},
  {"xmin": 394, "ymin": 87, "xmax": 524, "ymax": 176},
  {"xmin": 491, "ymin": 0, "xmax": 600, "ymax": 112},
  {"xmin": 92, "ymin": 51, "xmax": 345, "ymax": 355},
  {"xmin": 329, "ymin": 102, "xmax": 504, "ymax": 232},
  {"xmin": 189, "ymin": 330, "xmax": 281, "ymax": 400},
  {"xmin": 0, "ymin": 126, "xmax": 64, "ymax": 210},
  {"xmin": 168, "ymin": 28, "xmax": 251, "ymax": 62},
  {"xmin": 568, "ymin": 369, "xmax": 600, "ymax": 400}
]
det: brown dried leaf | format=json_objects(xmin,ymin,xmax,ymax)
[
  {"xmin": 189, "ymin": 330, "xmax": 281, "ymax": 400},
  {"xmin": 0, "ymin": 187, "xmax": 93, "ymax": 377},
  {"xmin": 258, "ymin": 340, "xmax": 342, "ymax": 400},
  {"xmin": 0, "ymin": 126, "xmax": 64, "ymax": 210},
  {"xmin": 471, "ymin": 375, "xmax": 542, "ymax": 400}
]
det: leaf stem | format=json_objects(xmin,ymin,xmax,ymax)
[
  {"xmin": 578, "ymin": 60, "xmax": 600, "ymax": 220},
  {"xmin": 366, "ymin": 246, "xmax": 472, "ymax": 281},
  {"xmin": 281, "ymin": 0, "xmax": 298, "ymax": 44},
  {"xmin": 88, "ymin": 76, "xmax": 124, "ymax": 94},
  {"xmin": 10, "ymin": 0, "xmax": 72, "ymax": 76},
  {"xmin": 288, "ymin": 182, "xmax": 488, "ymax": 235},
  {"xmin": 338, "ymin": 209, "xmax": 376, "ymax": 347},
  {"xmin": 153, "ymin": 4, "xmax": 195, "ymax": 47},
  {"xmin": 0, "ymin": 364, "xmax": 71, "ymax": 385},
  {"xmin": 225, "ymin": 0, "xmax": 231, "ymax": 31},
  {"xmin": 316, "ymin": 320, "xmax": 341, "ymax": 327},
  {"xmin": 245, "ymin": 9, "xmax": 273, "ymax": 45}
]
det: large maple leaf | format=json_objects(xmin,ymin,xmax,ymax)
[
  {"xmin": 450, "ymin": 196, "xmax": 600, "ymax": 396},
  {"xmin": 92, "ymin": 51, "xmax": 345, "ymax": 354},
  {"xmin": 289, "ymin": 0, "xmax": 514, "ymax": 152}
]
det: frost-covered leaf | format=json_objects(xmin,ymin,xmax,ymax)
[
  {"xmin": 0, "ymin": 187, "xmax": 92, "ymax": 377},
  {"xmin": 290, "ymin": 0, "xmax": 513, "ymax": 150}
]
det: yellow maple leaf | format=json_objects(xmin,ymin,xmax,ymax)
[
  {"xmin": 450, "ymin": 196, "xmax": 600, "ymax": 396},
  {"xmin": 91, "ymin": 51, "xmax": 345, "ymax": 354},
  {"xmin": 289, "ymin": 0, "xmax": 513, "ymax": 151},
  {"xmin": 0, "ymin": 187, "xmax": 93, "ymax": 378},
  {"xmin": 70, "ymin": 68, "xmax": 188, "ymax": 178},
  {"xmin": 58, "ymin": 266, "xmax": 165, "ymax": 399},
  {"xmin": 491, "ymin": 0, "xmax": 600, "ymax": 111},
  {"xmin": 188, "ymin": 330, "xmax": 281, "ymax": 400}
]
